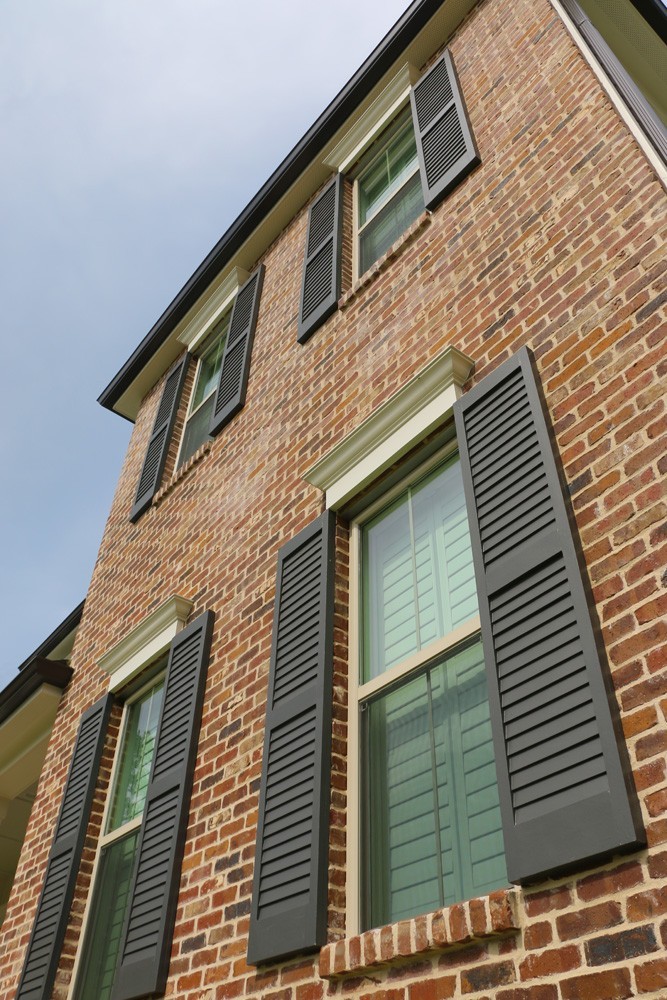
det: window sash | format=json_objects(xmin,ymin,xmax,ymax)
[{"xmin": 177, "ymin": 313, "xmax": 230, "ymax": 468}]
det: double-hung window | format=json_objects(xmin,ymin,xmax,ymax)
[
  {"xmin": 354, "ymin": 105, "xmax": 425, "ymax": 277},
  {"xmin": 354, "ymin": 449, "xmax": 507, "ymax": 929},
  {"xmin": 72, "ymin": 670, "xmax": 165, "ymax": 1000},
  {"xmin": 177, "ymin": 310, "xmax": 230, "ymax": 468}
]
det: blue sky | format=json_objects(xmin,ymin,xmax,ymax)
[{"xmin": 0, "ymin": 0, "xmax": 410, "ymax": 688}]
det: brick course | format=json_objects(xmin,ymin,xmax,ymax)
[{"xmin": 1, "ymin": 0, "xmax": 665, "ymax": 998}]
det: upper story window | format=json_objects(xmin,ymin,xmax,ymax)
[
  {"xmin": 177, "ymin": 310, "xmax": 230, "ymax": 468},
  {"xmin": 354, "ymin": 105, "xmax": 425, "ymax": 276}
]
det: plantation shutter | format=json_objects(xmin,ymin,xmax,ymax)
[
  {"xmin": 453, "ymin": 346, "xmax": 645, "ymax": 884},
  {"xmin": 247, "ymin": 511, "xmax": 335, "ymax": 966},
  {"xmin": 410, "ymin": 50, "xmax": 480, "ymax": 212},
  {"xmin": 16, "ymin": 695, "xmax": 112, "ymax": 1000},
  {"xmin": 111, "ymin": 611, "xmax": 214, "ymax": 1000},
  {"xmin": 209, "ymin": 265, "xmax": 264, "ymax": 437},
  {"xmin": 297, "ymin": 174, "xmax": 343, "ymax": 344},
  {"xmin": 130, "ymin": 355, "xmax": 189, "ymax": 522}
]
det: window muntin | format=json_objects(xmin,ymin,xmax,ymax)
[
  {"xmin": 73, "ymin": 672, "xmax": 165, "ymax": 1000},
  {"xmin": 355, "ymin": 106, "xmax": 425, "ymax": 275},
  {"xmin": 177, "ymin": 311, "xmax": 230, "ymax": 468},
  {"xmin": 357, "ymin": 454, "xmax": 507, "ymax": 930}
]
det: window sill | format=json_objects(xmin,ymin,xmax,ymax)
[
  {"xmin": 319, "ymin": 888, "xmax": 520, "ymax": 979},
  {"xmin": 339, "ymin": 211, "xmax": 432, "ymax": 313},
  {"xmin": 153, "ymin": 440, "xmax": 212, "ymax": 508}
]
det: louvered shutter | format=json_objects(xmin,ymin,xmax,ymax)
[
  {"xmin": 410, "ymin": 50, "xmax": 480, "ymax": 212},
  {"xmin": 111, "ymin": 611, "xmax": 214, "ymax": 1000},
  {"xmin": 247, "ymin": 511, "xmax": 335, "ymax": 966},
  {"xmin": 208, "ymin": 265, "xmax": 264, "ymax": 437},
  {"xmin": 130, "ymin": 355, "xmax": 189, "ymax": 522},
  {"xmin": 16, "ymin": 695, "xmax": 112, "ymax": 1000},
  {"xmin": 453, "ymin": 347, "xmax": 644, "ymax": 884},
  {"xmin": 297, "ymin": 175, "xmax": 343, "ymax": 344}
]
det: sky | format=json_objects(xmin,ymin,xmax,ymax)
[{"xmin": 0, "ymin": 0, "xmax": 412, "ymax": 688}]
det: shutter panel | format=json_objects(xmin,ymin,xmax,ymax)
[
  {"xmin": 130, "ymin": 355, "xmax": 189, "ymax": 522},
  {"xmin": 247, "ymin": 511, "xmax": 336, "ymax": 966},
  {"xmin": 410, "ymin": 50, "xmax": 480, "ymax": 212},
  {"xmin": 16, "ymin": 695, "xmax": 112, "ymax": 1000},
  {"xmin": 297, "ymin": 174, "xmax": 343, "ymax": 344},
  {"xmin": 111, "ymin": 611, "xmax": 214, "ymax": 1000},
  {"xmin": 209, "ymin": 265, "xmax": 264, "ymax": 437},
  {"xmin": 453, "ymin": 347, "xmax": 645, "ymax": 885}
]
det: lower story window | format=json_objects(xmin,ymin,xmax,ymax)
[
  {"xmin": 356, "ymin": 450, "xmax": 507, "ymax": 929},
  {"xmin": 73, "ymin": 671, "xmax": 165, "ymax": 1000}
]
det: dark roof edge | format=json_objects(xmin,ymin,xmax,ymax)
[
  {"xmin": 17, "ymin": 600, "xmax": 85, "ymax": 673},
  {"xmin": 0, "ymin": 658, "xmax": 73, "ymax": 726},
  {"xmin": 98, "ymin": 0, "xmax": 444, "ymax": 414}
]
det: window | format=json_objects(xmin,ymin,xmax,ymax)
[
  {"xmin": 561, "ymin": 0, "xmax": 666, "ymax": 161},
  {"xmin": 355, "ymin": 450, "xmax": 507, "ymax": 929},
  {"xmin": 354, "ymin": 106, "xmax": 425, "ymax": 276},
  {"xmin": 73, "ymin": 670, "xmax": 166, "ymax": 1000},
  {"xmin": 177, "ymin": 310, "xmax": 230, "ymax": 468}
]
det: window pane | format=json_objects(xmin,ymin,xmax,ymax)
[
  {"xmin": 358, "ymin": 111, "xmax": 419, "ymax": 226},
  {"xmin": 359, "ymin": 170, "xmax": 423, "ymax": 273},
  {"xmin": 177, "ymin": 313, "xmax": 229, "ymax": 468},
  {"xmin": 178, "ymin": 394, "xmax": 215, "ymax": 467},
  {"xmin": 74, "ymin": 830, "xmax": 138, "ymax": 1000},
  {"xmin": 362, "ymin": 456, "xmax": 477, "ymax": 681},
  {"xmin": 107, "ymin": 679, "xmax": 164, "ymax": 831},
  {"xmin": 363, "ymin": 641, "xmax": 506, "ymax": 929}
]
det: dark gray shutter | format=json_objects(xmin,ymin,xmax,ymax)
[
  {"xmin": 130, "ymin": 355, "xmax": 189, "ymax": 522},
  {"xmin": 453, "ymin": 347, "xmax": 645, "ymax": 885},
  {"xmin": 209, "ymin": 265, "xmax": 264, "ymax": 437},
  {"xmin": 297, "ymin": 175, "xmax": 343, "ymax": 344},
  {"xmin": 410, "ymin": 50, "xmax": 480, "ymax": 212},
  {"xmin": 16, "ymin": 695, "xmax": 112, "ymax": 1000},
  {"xmin": 247, "ymin": 511, "xmax": 335, "ymax": 966},
  {"xmin": 111, "ymin": 611, "xmax": 214, "ymax": 1000}
]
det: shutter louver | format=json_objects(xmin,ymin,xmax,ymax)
[
  {"xmin": 111, "ymin": 611, "xmax": 214, "ymax": 1000},
  {"xmin": 247, "ymin": 511, "xmax": 335, "ymax": 966},
  {"xmin": 410, "ymin": 51, "xmax": 480, "ymax": 212},
  {"xmin": 209, "ymin": 265, "xmax": 264, "ymax": 437},
  {"xmin": 453, "ymin": 347, "xmax": 645, "ymax": 884},
  {"xmin": 130, "ymin": 355, "xmax": 189, "ymax": 522},
  {"xmin": 16, "ymin": 695, "xmax": 112, "ymax": 1000},
  {"xmin": 297, "ymin": 175, "xmax": 343, "ymax": 344}
]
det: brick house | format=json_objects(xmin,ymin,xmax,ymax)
[{"xmin": 1, "ymin": 0, "xmax": 665, "ymax": 998}]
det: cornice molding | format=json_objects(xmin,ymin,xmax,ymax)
[
  {"xmin": 323, "ymin": 63, "xmax": 419, "ymax": 172},
  {"xmin": 305, "ymin": 345, "xmax": 474, "ymax": 509},
  {"xmin": 99, "ymin": 595, "xmax": 193, "ymax": 691}
]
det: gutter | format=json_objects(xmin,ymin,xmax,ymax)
[
  {"xmin": 97, "ymin": 0, "xmax": 445, "ymax": 415},
  {"xmin": 16, "ymin": 600, "xmax": 85, "ymax": 672},
  {"xmin": 0, "ymin": 658, "xmax": 73, "ymax": 726}
]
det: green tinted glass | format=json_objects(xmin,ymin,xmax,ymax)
[
  {"xmin": 74, "ymin": 830, "xmax": 138, "ymax": 1000},
  {"xmin": 363, "ymin": 641, "xmax": 507, "ymax": 928},
  {"xmin": 107, "ymin": 678, "xmax": 164, "ymax": 832},
  {"xmin": 362, "ymin": 456, "xmax": 478, "ymax": 681}
]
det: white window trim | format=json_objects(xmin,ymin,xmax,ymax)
[
  {"xmin": 97, "ymin": 594, "xmax": 192, "ymax": 693},
  {"xmin": 176, "ymin": 266, "xmax": 248, "ymax": 354},
  {"xmin": 304, "ymin": 345, "xmax": 474, "ymax": 510},
  {"xmin": 68, "ymin": 669, "xmax": 166, "ymax": 999},
  {"xmin": 549, "ymin": 0, "xmax": 667, "ymax": 187}
]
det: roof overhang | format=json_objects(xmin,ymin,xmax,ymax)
[{"xmin": 97, "ymin": 0, "xmax": 479, "ymax": 421}]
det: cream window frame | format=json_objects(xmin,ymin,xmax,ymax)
[
  {"xmin": 346, "ymin": 443, "xmax": 481, "ymax": 935},
  {"xmin": 175, "ymin": 308, "xmax": 232, "ymax": 469},
  {"xmin": 67, "ymin": 668, "xmax": 166, "ymax": 999}
]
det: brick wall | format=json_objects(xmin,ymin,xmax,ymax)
[{"xmin": 1, "ymin": 0, "xmax": 665, "ymax": 997}]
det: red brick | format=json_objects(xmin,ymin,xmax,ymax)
[
  {"xmin": 576, "ymin": 861, "xmax": 644, "ymax": 901},
  {"xmin": 525, "ymin": 885, "xmax": 573, "ymax": 916},
  {"xmin": 524, "ymin": 921, "xmax": 553, "ymax": 949},
  {"xmin": 519, "ymin": 944, "xmax": 581, "ymax": 980},
  {"xmin": 634, "ymin": 957, "xmax": 667, "ymax": 995},
  {"xmin": 556, "ymin": 902, "xmax": 623, "ymax": 941},
  {"xmin": 408, "ymin": 976, "xmax": 456, "ymax": 1000},
  {"xmin": 560, "ymin": 968, "xmax": 633, "ymax": 1000},
  {"xmin": 627, "ymin": 886, "xmax": 667, "ymax": 921}
]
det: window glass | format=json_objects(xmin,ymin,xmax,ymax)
[
  {"xmin": 362, "ymin": 456, "xmax": 478, "ymax": 682},
  {"xmin": 356, "ymin": 107, "xmax": 424, "ymax": 274},
  {"xmin": 178, "ymin": 311, "xmax": 230, "ymax": 467},
  {"xmin": 107, "ymin": 679, "xmax": 164, "ymax": 831},
  {"xmin": 359, "ymin": 455, "xmax": 506, "ymax": 930}
]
